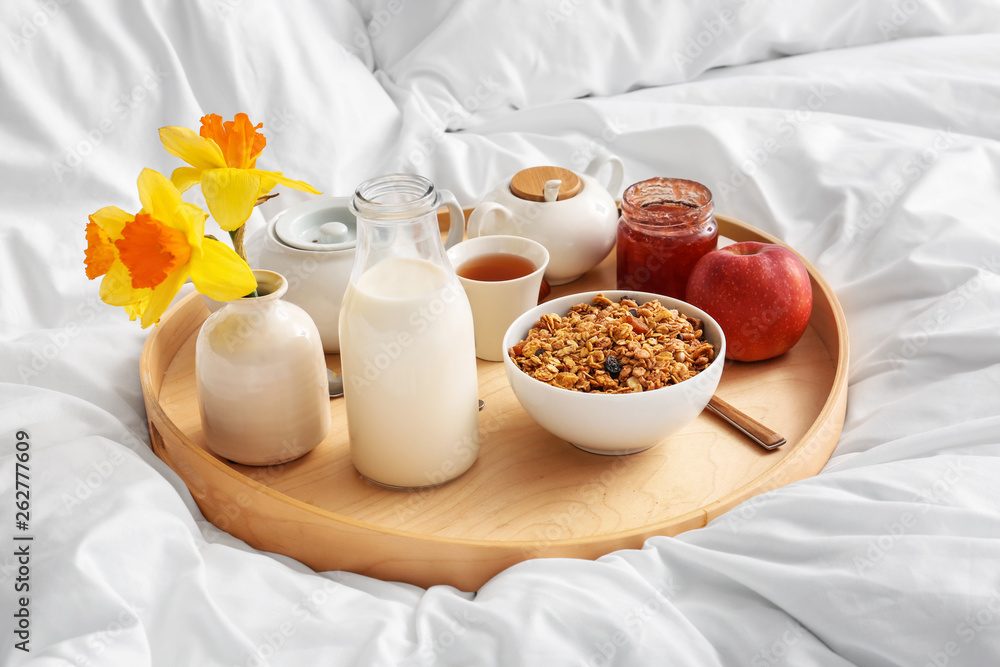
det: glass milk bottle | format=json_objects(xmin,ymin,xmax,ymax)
[{"xmin": 339, "ymin": 174, "xmax": 479, "ymax": 488}]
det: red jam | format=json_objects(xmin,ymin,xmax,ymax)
[{"xmin": 616, "ymin": 178, "xmax": 718, "ymax": 301}]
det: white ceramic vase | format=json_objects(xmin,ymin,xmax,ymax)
[{"xmin": 196, "ymin": 270, "xmax": 331, "ymax": 466}]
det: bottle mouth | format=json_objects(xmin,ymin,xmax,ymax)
[
  {"xmin": 351, "ymin": 173, "xmax": 439, "ymax": 221},
  {"xmin": 621, "ymin": 178, "xmax": 714, "ymax": 226}
]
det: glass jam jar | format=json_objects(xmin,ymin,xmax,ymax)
[{"xmin": 616, "ymin": 178, "xmax": 718, "ymax": 301}]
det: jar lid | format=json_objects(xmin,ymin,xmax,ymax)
[
  {"xmin": 273, "ymin": 197, "xmax": 357, "ymax": 251},
  {"xmin": 510, "ymin": 166, "xmax": 582, "ymax": 202}
]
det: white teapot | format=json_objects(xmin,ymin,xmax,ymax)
[
  {"xmin": 253, "ymin": 193, "xmax": 465, "ymax": 353},
  {"xmin": 468, "ymin": 155, "xmax": 624, "ymax": 285}
]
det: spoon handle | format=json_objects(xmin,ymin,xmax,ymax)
[{"xmin": 706, "ymin": 395, "xmax": 786, "ymax": 450}]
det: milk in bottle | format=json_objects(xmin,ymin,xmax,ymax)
[{"xmin": 339, "ymin": 174, "xmax": 479, "ymax": 488}]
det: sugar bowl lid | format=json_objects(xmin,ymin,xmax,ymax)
[
  {"xmin": 273, "ymin": 197, "xmax": 357, "ymax": 251},
  {"xmin": 509, "ymin": 166, "xmax": 582, "ymax": 202}
]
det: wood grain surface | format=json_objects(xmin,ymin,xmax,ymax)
[
  {"xmin": 509, "ymin": 166, "xmax": 582, "ymax": 201},
  {"xmin": 140, "ymin": 214, "xmax": 849, "ymax": 591}
]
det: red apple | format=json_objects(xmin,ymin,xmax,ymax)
[{"xmin": 686, "ymin": 242, "xmax": 812, "ymax": 362}]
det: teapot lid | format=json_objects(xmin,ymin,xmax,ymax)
[
  {"xmin": 274, "ymin": 197, "xmax": 358, "ymax": 251},
  {"xmin": 510, "ymin": 166, "xmax": 582, "ymax": 202}
]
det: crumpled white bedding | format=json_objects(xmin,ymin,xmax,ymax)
[{"xmin": 2, "ymin": 1, "xmax": 1000, "ymax": 665}]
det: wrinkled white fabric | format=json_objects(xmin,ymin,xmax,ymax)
[{"xmin": 1, "ymin": 1, "xmax": 999, "ymax": 665}]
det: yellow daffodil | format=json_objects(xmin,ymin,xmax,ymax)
[
  {"xmin": 85, "ymin": 169, "xmax": 257, "ymax": 328},
  {"xmin": 158, "ymin": 113, "xmax": 321, "ymax": 231},
  {"xmin": 85, "ymin": 206, "xmax": 149, "ymax": 322}
]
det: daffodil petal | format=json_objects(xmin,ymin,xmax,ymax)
[
  {"xmin": 124, "ymin": 301, "xmax": 147, "ymax": 322},
  {"xmin": 171, "ymin": 166, "xmax": 203, "ymax": 193},
  {"xmin": 177, "ymin": 202, "xmax": 209, "ymax": 247},
  {"xmin": 140, "ymin": 268, "xmax": 189, "ymax": 328},
  {"xmin": 258, "ymin": 170, "xmax": 322, "ymax": 196},
  {"xmin": 159, "ymin": 126, "xmax": 227, "ymax": 170},
  {"xmin": 202, "ymin": 168, "xmax": 261, "ymax": 232},
  {"xmin": 190, "ymin": 237, "xmax": 257, "ymax": 301},
  {"xmin": 89, "ymin": 206, "xmax": 132, "ymax": 238},
  {"xmin": 99, "ymin": 261, "xmax": 147, "ymax": 306},
  {"xmin": 137, "ymin": 168, "xmax": 184, "ymax": 218}
]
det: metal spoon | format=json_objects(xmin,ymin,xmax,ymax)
[
  {"xmin": 705, "ymin": 395, "xmax": 786, "ymax": 450},
  {"xmin": 328, "ymin": 368, "xmax": 485, "ymax": 411},
  {"xmin": 327, "ymin": 369, "xmax": 344, "ymax": 398}
]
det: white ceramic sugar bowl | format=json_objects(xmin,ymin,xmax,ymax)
[
  {"xmin": 253, "ymin": 197, "xmax": 358, "ymax": 354},
  {"xmin": 468, "ymin": 155, "xmax": 624, "ymax": 285}
]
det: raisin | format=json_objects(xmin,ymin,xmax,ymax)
[
  {"xmin": 628, "ymin": 308, "xmax": 638, "ymax": 317},
  {"xmin": 604, "ymin": 355, "xmax": 622, "ymax": 379}
]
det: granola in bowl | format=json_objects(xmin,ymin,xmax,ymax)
[{"xmin": 508, "ymin": 294, "xmax": 715, "ymax": 393}]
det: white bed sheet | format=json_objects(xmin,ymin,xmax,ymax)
[{"xmin": 2, "ymin": 1, "xmax": 999, "ymax": 665}]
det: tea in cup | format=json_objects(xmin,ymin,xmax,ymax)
[{"xmin": 448, "ymin": 235, "xmax": 549, "ymax": 362}]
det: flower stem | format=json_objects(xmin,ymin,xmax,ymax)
[{"xmin": 229, "ymin": 226, "xmax": 258, "ymax": 297}]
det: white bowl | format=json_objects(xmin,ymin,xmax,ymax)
[{"xmin": 502, "ymin": 290, "xmax": 726, "ymax": 455}]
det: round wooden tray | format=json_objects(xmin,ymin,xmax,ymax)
[{"xmin": 140, "ymin": 214, "xmax": 848, "ymax": 591}]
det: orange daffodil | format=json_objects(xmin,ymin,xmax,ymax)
[
  {"xmin": 159, "ymin": 113, "xmax": 320, "ymax": 231},
  {"xmin": 85, "ymin": 169, "xmax": 256, "ymax": 328}
]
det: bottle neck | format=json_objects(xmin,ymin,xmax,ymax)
[{"xmin": 349, "ymin": 174, "xmax": 452, "ymax": 281}]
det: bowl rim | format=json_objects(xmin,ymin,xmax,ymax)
[{"xmin": 501, "ymin": 289, "xmax": 726, "ymax": 400}]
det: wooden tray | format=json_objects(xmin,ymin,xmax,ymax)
[{"xmin": 140, "ymin": 214, "xmax": 848, "ymax": 591}]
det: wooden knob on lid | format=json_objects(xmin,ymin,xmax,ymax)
[{"xmin": 509, "ymin": 166, "xmax": 582, "ymax": 202}]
